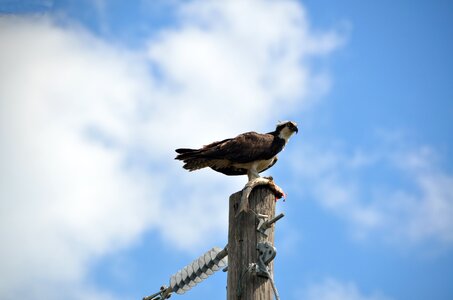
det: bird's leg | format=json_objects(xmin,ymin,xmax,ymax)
[
  {"xmin": 247, "ymin": 169, "xmax": 260, "ymax": 181},
  {"xmin": 237, "ymin": 176, "xmax": 286, "ymax": 216}
]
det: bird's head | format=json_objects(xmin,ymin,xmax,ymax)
[{"xmin": 276, "ymin": 121, "xmax": 298, "ymax": 141}]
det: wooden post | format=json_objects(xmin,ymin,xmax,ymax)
[{"xmin": 227, "ymin": 186, "xmax": 277, "ymax": 300}]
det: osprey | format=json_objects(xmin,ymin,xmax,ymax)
[{"xmin": 175, "ymin": 121, "xmax": 298, "ymax": 181}]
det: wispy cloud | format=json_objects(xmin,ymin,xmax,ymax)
[
  {"xmin": 0, "ymin": 1, "xmax": 342, "ymax": 298},
  {"xmin": 298, "ymin": 278, "xmax": 392, "ymax": 300},
  {"xmin": 287, "ymin": 136, "xmax": 453, "ymax": 248}
]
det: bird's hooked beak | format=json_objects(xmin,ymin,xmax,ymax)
[{"xmin": 294, "ymin": 126, "xmax": 299, "ymax": 134}]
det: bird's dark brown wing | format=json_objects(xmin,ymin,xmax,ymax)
[{"xmin": 200, "ymin": 131, "xmax": 277, "ymax": 163}]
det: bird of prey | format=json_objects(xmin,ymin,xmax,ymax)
[
  {"xmin": 175, "ymin": 121, "xmax": 298, "ymax": 214},
  {"xmin": 175, "ymin": 121, "xmax": 298, "ymax": 181}
]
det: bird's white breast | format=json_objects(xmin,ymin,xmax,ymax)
[
  {"xmin": 231, "ymin": 158, "xmax": 274, "ymax": 172},
  {"xmin": 255, "ymin": 158, "xmax": 275, "ymax": 172}
]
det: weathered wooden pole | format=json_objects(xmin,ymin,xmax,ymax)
[{"xmin": 227, "ymin": 186, "xmax": 277, "ymax": 300}]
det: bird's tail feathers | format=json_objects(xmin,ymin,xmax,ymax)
[
  {"xmin": 175, "ymin": 148, "xmax": 214, "ymax": 171},
  {"xmin": 175, "ymin": 148, "xmax": 201, "ymax": 160},
  {"xmin": 182, "ymin": 158, "xmax": 211, "ymax": 171},
  {"xmin": 175, "ymin": 148, "xmax": 195, "ymax": 154}
]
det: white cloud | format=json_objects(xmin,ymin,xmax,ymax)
[
  {"xmin": 287, "ymin": 139, "xmax": 453, "ymax": 246},
  {"xmin": 389, "ymin": 146, "xmax": 453, "ymax": 244},
  {"xmin": 0, "ymin": 1, "xmax": 341, "ymax": 299},
  {"xmin": 0, "ymin": 17, "xmax": 156, "ymax": 299},
  {"xmin": 300, "ymin": 278, "xmax": 392, "ymax": 300}
]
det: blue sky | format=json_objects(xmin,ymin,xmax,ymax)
[{"xmin": 1, "ymin": 1, "xmax": 452, "ymax": 300}]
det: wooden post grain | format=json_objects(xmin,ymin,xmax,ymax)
[{"xmin": 227, "ymin": 186, "xmax": 276, "ymax": 300}]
